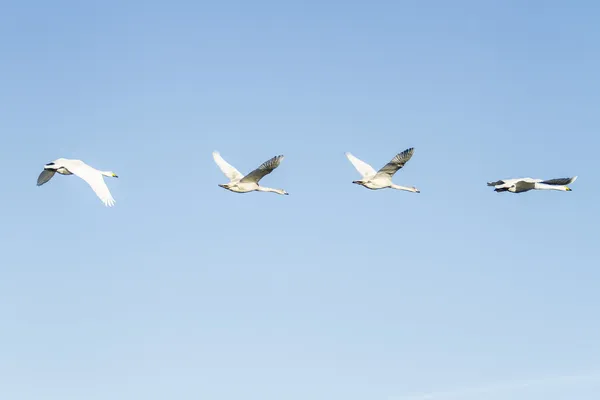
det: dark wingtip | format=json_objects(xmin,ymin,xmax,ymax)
[{"xmin": 37, "ymin": 169, "xmax": 56, "ymax": 186}]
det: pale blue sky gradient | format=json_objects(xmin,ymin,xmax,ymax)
[{"xmin": 1, "ymin": 1, "xmax": 599, "ymax": 399}]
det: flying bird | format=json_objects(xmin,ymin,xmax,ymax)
[
  {"xmin": 212, "ymin": 151, "xmax": 289, "ymax": 195},
  {"xmin": 345, "ymin": 148, "xmax": 420, "ymax": 192},
  {"xmin": 487, "ymin": 176, "xmax": 578, "ymax": 193},
  {"xmin": 37, "ymin": 158, "xmax": 118, "ymax": 207}
]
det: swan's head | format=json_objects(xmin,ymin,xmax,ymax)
[
  {"xmin": 101, "ymin": 170, "xmax": 118, "ymax": 178},
  {"xmin": 352, "ymin": 180, "xmax": 362, "ymax": 185},
  {"xmin": 565, "ymin": 187, "xmax": 572, "ymax": 191},
  {"xmin": 282, "ymin": 190, "xmax": 289, "ymax": 195}
]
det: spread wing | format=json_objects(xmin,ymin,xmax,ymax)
[
  {"xmin": 37, "ymin": 170, "xmax": 56, "ymax": 186},
  {"xmin": 240, "ymin": 155, "xmax": 284, "ymax": 184},
  {"xmin": 541, "ymin": 176, "xmax": 577, "ymax": 185},
  {"xmin": 66, "ymin": 162, "xmax": 116, "ymax": 207},
  {"xmin": 213, "ymin": 151, "xmax": 244, "ymax": 182},
  {"xmin": 345, "ymin": 152, "xmax": 377, "ymax": 178},
  {"xmin": 487, "ymin": 180, "xmax": 505, "ymax": 187},
  {"xmin": 488, "ymin": 178, "xmax": 537, "ymax": 187},
  {"xmin": 375, "ymin": 148, "xmax": 415, "ymax": 178}
]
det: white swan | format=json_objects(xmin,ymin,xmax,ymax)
[
  {"xmin": 213, "ymin": 151, "xmax": 289, "ymax": 195},
  {"xmin": 37, "ymin": 158, "xmax": 118, "ymax": 207},
  {"xmin": 487, "ymin": 176, "xmax": 578, "ymax": 193},
  {"xmin": 345, "ymin": 148, "xmax": 420, "ymax": 192}
]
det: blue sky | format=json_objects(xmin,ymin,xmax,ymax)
[{"xmin": 1, "ymin": 1, "xmax": 599, "ymax": 399}]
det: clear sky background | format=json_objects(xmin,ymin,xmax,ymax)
[{"xmin": 1, "ymin": 1, "xmax": 599, "ymax": 399}]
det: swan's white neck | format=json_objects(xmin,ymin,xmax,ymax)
[
  {"xmin": 257, "ymin": 186, "xmax": 287, "ymax": 195},
  {"xmin": 534, "ymin": 183, "xmax": 568, "ymax": 191},
  {"xmin": 391, "ymin": 184, "xmax": 420, "ymax": 192}
]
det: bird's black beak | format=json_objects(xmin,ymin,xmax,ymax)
[{"xmin": 45, "ymin": 162, "xmax": 55, "ymax": 166}]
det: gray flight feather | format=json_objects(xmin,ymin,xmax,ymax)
[
  {"xmin": 376, "ymin": 148, "xmax": 415, "ymax": 178},
  {"xmin": 37, "ymin": 169, "xmax": 56, "ymax": 186},
  {"xmin": 240, "ymin": 155, "xmax": 284, "ymax": 183}
]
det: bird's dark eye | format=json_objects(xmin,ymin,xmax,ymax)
[{"xmin": 45, "ymin": 162, "xmax": 55, "ymax": 166}]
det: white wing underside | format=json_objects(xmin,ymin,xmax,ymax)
[
  {"xmin": 66, "ymin": 161, "xmax": 116, "ymax": 207},
  {"xmin": 213, "ymin": 151, "xmax": 244, "ymax": 182},
  {"xmin": 345, "ymin": 152, "xmax": 377, "ymax": 178}
]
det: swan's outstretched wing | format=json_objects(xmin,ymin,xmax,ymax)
[
  {"xmin": 213, "ymin": 151, "xmax": 244, "ymax": 182},
  {"xmin": 37, "ymin": 170, "xmax": 56, "ymax": 186},
  {"xmin": 240, "ymin": 155, "xmax": 284, "ymax": 183},
  {"xmin": 488, "ymin": 178, "xmax": 537, "ymax": 187},
  {"xmin": 345, "ymin": 152, "xmax": 377, "ymax": 178},
  {"xmin": 541, "ymin": 176, "xmax": 577, "ymax": 185},
  {"xmin": 375, "ymin": 148, "xmax": 415, "ymax": 178},
  {"xmin": 487, "ymin": 180, "xmax": 505, "ymax": 187},
  {"xmin": 65, "ymin": 162, "xmax": 116, "ymax": 207}
]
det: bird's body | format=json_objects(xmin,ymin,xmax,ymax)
[
  {"xmin": 213, "ymin": 151, "xmax": 288, "ymax": 195},
  {"xmin": 218, "ymin": 181, "xmax": 282, "ymax": 194},
  {"xmin": 487, "ymin": 176, "xmax": 577, "ymax": 193},
  {"xmin": 346, "ymin": 148, "xmax": 420, "ymax": 193},
  {"xmin": 37, "ymin": 158, "xmax": 118, "ymax": 207},
  {"xmin": 355, "ymin": 177, "xmax": 407, "ymax": 190}
]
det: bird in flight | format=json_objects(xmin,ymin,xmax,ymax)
[
  {"xmin": 487, "ymin": 176, "xmax": 577, "ymax": 193},
  {"xmin": 37, "ymin": 158, "xmax": 119, "ymax": 207},
  {"xmin": 345, "ymin": 148, "xmax": 420, "ymax": 193},
  {"xmin": 212, "ymin": 151, "xmax": 289, "ymax": 195}
]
